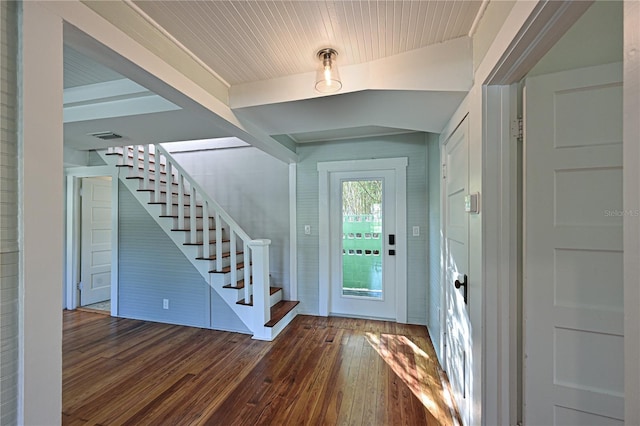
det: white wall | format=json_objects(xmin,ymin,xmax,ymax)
[
  {"xmin": 296, "ymin": 133, "xmax": 429, "ymax": 324},
  {"xmin": 173, "ymin": 147, "xmax": 291, "ymax": 297},
  {"xmin": 528, "ymin": 0, "xmax": 623, "ymax": 77}
]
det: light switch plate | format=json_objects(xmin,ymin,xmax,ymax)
[
  {"xmin": 465, "ymin": 193, "xmax": 480, "ymax": 214},
  {"xmin": 412, "ymin": 226, "xmax": 420, "ymax": 236}
]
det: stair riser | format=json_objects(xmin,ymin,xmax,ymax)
[
  {"xmin": 270, "ymin": 289, "xmax": 282, "ymax": 306},
  {"xmin": 136, "ymin": 181, "xmax": 179, "ymax": 193},
  {"xmin": 148, "ymin": 193, "xmax": 193, "ymax": 204},
  {"xmin": 122, "ymin": 162, "xmax": 168, "ymax": 174},
  {"xmin": 206, "ymin": 254, "xmax": 245, "ymax": 270},
  {"xmin": 178, "ymin": 229, "xmax": 231, "ymax": 244},
  {"xmin": 215, "ymin": 268, "xmax": 250, "ymax": 286},
  {"xmin": 171, "ymin": 217, "xmax": 216, "ymax": 230},
  {"xmin": 231, "ymin": 288, "xmax": 282, "ymax": 307},
  {"xmin": 164, "ymin": 205, "xmax": 203, "ymax": 217},
  {"xmin": 197, "ymin": 241, "xmax": 231, "ymax": 257}
]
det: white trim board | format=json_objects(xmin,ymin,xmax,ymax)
[
  {"xmin": 289, "ymin": 163, "xmax": 298, "ymax": 301},
  {"xmin": 623, "ymin": 1, "xmax": 640, "ymax": 423},
  {"xmin": 317, "ymin": 157, "xmax": 408, "ymax": 323},
  {"xmin": 64, "ymin": 165, "xmax": 119, "ymax": 317}
]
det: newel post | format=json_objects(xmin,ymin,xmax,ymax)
[{"xmin": 248, "ymin": 239, "xmax": 271, "ymax": 337}]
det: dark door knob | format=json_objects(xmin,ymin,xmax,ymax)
[{"xmin": 454, "ymin": 274, "xmax": 468, "ymax": 305}]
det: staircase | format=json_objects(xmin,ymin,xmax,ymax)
[{"xmin": 100, "ymin": 144, "xmax": 298, "ymax": 341}]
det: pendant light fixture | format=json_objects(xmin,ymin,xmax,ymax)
[{"xmin": 315, "ymin": 48, "xmax": 342, "ymax": 93}]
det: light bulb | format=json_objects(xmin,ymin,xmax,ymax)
[{"xmin": 324, "ymin": 66, "xmax": 332, "ymax": 84}]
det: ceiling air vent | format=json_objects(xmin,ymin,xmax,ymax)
[{"xmin": 90, "ymin": 131, "xmax": 122, "ymax": 141}]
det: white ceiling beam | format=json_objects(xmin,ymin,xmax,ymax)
[
  {"xmin": 230, "ymin": 37, "xmax": 473, "ymax": 109},
  {"xmin": 44, "ymin": 0, "xmax": 297, "ymax": 163},
  {"xmin": 63, "ymin": 78, "xmax": 147, "ymax": 105},
  {"xmin": 64, "ymin": 94, "xmax": 180, "ymax": 123}
]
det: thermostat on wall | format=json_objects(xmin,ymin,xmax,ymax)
[{"xmin": 465, "ymin": 193, "xmax": 480, "ymax": 214}]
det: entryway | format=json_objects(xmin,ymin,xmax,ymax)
[
  {"xmin": 79, "ymin": 176, "xmax": 112, "ymax": 308},
  {"xmin": 318, "ymin": 158, "xmax": 408, "ymax": 322},
  {"xmin": 65, "ymin": 166, "xmax": 119, "ymax": 315},
  {"xmin": 329, "ymin": 170, "xmax": 396, "ymax": 318}
]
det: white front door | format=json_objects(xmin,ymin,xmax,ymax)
[
  {"xmin": 524, "ymin": 62, "xmax": 624, "ymax": 425},
  {"xmin": 442, "ymin": 117, "xmax": 471, "ymax": 425},
  {"xmin": 80, "ymin": 176, "xmax": 112, "ymax": 306},
  {"xmin": 329, "ymin": 170, "xmax": 396, "ymax": 319}
]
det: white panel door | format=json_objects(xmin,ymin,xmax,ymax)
[
  {"xmin": 443, "ymin": 117, "xmax": 471, "ymax": 425},
  {"xmin": 524, "ymin": 62, "xmax": 624, "ymax": 425},
  {"xmin": 80, "ymin": 177, "xmax": 112, "ymax": 306},
  {"xmin": 329, "ymin": 170, "xmax": 396, "ymax": 319}
]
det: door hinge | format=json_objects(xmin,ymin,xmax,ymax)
[
  {"xmin": 511, "ymin": 117, "xmax": 523, "ymax": 141},
  {"xmin": 77, "ymin": 282, "xmax": 83, "ymax": 291},
  {"xmin": 79, "ymin": 186, "xmax": 83, "ymax": 198},
  {"xmin": 442, "ymin": 163, "xmax": 447, "ymax": 180}
]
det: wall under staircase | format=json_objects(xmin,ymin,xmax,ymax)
[
  {"xmin": 100, "ymin": 145, "xmax": 298, "ymax": 341},
  {"xmin": 118, "ymin": 180, "xmax": 250, "ymax": 333}
]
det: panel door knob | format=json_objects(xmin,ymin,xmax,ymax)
[{"xmin": 454, "ymin": 274, "xmax": 468, "ymax": 305}]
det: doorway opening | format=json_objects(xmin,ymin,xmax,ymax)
[{"xmin": 65, "ymin": 166, "xmax": 119, "ymax": 316}]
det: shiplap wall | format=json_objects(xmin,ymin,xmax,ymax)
[
  {"xmin": 118, "ymin": 181, "xmax": 249, "ymax": 333},
  {"xmin": 172, "ymin": 147, "xmax": 291, "ymax": 298},
  {"xmin": 297, "ymin": 133, "xmax": 428, "ymax": 324},
  {"xmin": 427, "ymin": 134, "xmax": 442, "ymax": 355},
  {"xmin": 0, "ymin": 1, "xmax": 19, "ymax": 423}
]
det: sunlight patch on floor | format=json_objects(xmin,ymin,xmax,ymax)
[{"xmin": 365, "ymin": 332, "xmax": 460, "ymax": 425}]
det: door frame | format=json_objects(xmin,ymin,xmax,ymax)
[
  {"xmin": 318, "ymin": 158, "xmax": 408, "ymax": 322},
  {"xmin": 65, "ymin": 165, "xmax": 119, "ymax": 315}
]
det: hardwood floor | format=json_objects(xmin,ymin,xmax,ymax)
[{"xmin": 63, "ymin": 310, "xmax": 460, "ymax": 425}]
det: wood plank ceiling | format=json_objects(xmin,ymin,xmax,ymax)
[
  {"xmin": 131, "ymin": 0, "xmax": 482, "ymax": 86},
  {"xmin": 64, "ymin": 45, "xmax": 124, "ymax": 89}
]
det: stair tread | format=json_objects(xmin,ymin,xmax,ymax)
[
  {"xmin": 172, "ymin": 227, "xmax": 220, "ymax": 232},
  {"xmin": 265, "ymin": 301, "xmax": 300, "ymax": 327},
  {"xmin": 184, "ymin": 239, "xmax": 230, "ymax": 247},
  {"xmin": 144, "ymin": 189, "xmax": 191, "ymax": 195},
  {"xmin": 126, "ymin": 176, "xmax": 179, "ymax": 185},
  {"xmin": 196, "ymin": 251, "xmax": 243, "ymax": 261},
  {"xmin": 236, "ymin": 287, "xmax": 282, "ymax": 305},
  {"xmin": 148, "ymin": 201, "xmax": 198, "ymax": 207},
  {"xmin": 222, "ymin": 278, "xmax": 252, "ymax": 290},
  {"xmin": 160, "ymin": 214, "xmax": 210, "ymax": 219},
  {"xmin": 106, "ymin": 150, "xmax": 157, "ymax": 158},
  {"xmin": 124, "ymin": 174, "xmax": 170, "ymax": 182}
]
